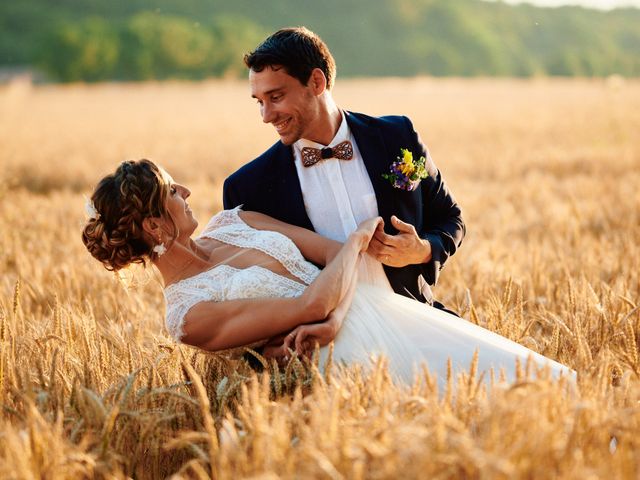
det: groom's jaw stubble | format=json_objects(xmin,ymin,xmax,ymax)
[{"xmin": 275, "ymin": 93, "xmax": 319, "ymax": 145}]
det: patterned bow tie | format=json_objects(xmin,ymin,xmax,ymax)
[{"xmin": 301, "ymin": 140, "xmax": 354, "ymax": 167}]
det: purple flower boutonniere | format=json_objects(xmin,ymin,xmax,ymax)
[{"xmin": 382, "ymin": 148, "xmax": 430, "ymax": 191}]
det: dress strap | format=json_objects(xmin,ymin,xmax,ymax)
[
  {"xmin": 200, "ymin": 205, "xmax": 243, "ymax": 237},
  {"xmin": 199, "ymin": 207, "xmax": 320, "ymax": 286}
]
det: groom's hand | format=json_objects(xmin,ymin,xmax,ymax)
[{"xmin": 368, "ymin": 216, "xmax": 432, "ymax": 267}]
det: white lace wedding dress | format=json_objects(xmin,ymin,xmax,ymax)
[{"xmin": 164, "ymin": 207, "xmax": 574, "ymax": 386}]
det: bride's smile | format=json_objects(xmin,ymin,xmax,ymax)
[{"xmin": 163, "ymin": 181, "xmax": 198, "ymax": 242}]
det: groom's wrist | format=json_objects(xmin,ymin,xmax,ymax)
[{"xmin": 418, "ymin": 239, "xmax": 433, "ymax": 264}]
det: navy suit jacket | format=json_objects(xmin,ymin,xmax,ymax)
[{"xmin": 223, "ymin": 111, "xmax": 465, "ymax": 305}]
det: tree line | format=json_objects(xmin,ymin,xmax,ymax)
[
  {"xmin": 1, "ymin": 0, "xmax": 639, "ymax": 81},
  {"xmin": 34, "ymin": 14, "xmax": 266, "ymax": 82}
]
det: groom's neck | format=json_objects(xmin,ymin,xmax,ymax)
[{"xmin": 307, "ymin": 97, "xmax": 342, "ymax": 146}]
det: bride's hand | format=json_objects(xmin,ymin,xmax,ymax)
[
  {"xmin": 284, "ymin": 320, "xmax": 338, "ymax": 358},
  {"xmin": 352, "ymin": 217, "xmax": 384, "ymax": 252}
]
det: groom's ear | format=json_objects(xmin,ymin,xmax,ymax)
[{"xmin": 309, "ymin": 68, "xmax": 327, "ymax": 95}]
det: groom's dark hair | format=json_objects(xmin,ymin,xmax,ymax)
[{"xmin": 244, "ymin": 27, "xmax": 336, "ymax": 90}]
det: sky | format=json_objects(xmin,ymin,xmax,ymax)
[{"xmin": 496, "ymin": 0, "xmax": 640, "ymax": 8}]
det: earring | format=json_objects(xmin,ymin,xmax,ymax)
[{"xmin": 153, "ymin": 237, "xmax": 167, "ymax": 257}]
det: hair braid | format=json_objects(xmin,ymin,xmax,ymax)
[{"xmin": 82, "ymin": 159, "xmax": 173, "ymax": 271}]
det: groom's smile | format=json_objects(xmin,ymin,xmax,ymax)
[
  {"xmin": 249, "ymin": 66, "xmax": 323, "ymax": 145},
  {"xmin": 274, "ymin": 117, "xmax": 292, "ymax": 134}
]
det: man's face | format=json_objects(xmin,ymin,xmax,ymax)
[{"xmin": 250, "ymin": 66, "xmax": 321, "ymax": 145}]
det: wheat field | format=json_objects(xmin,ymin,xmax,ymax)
[{"xmin": 0, "ymin": 77, "xmax": 639, "ymax": 479}]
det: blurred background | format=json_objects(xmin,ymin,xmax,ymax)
[{"xmin": 1, "ymin": 0, "xmax": 639, "ymax": 83}]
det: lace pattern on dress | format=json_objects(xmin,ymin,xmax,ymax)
[
  {"xmin": 201, "ymin": 208, "xmax": 320, "ymax": 285},
  {"xmin": 164, "ymin": 265, "xmax": 234, "ymax": 341},
  {"xmin": 163, "ymin": 265, "xmax": 307, "ymax": 342},
  {"xmin": 200, "ymin": 205, "xmax": 244, "ymax": 236}
]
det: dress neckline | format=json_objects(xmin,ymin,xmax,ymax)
[
  {"xmin": 164, "ymin": 207, "xmax": 246, "ymax": 289},
  {"xmin": 164, "ymin": 206, "xmax": 318, "ymax": 291},
  {"xmin": 163, "ymin": 264, "xmax": 236, "ymax": 291}
]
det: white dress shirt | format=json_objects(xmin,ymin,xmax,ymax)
[{"xmin": 293, "ymin": 111, "xmax": 393, "ymax": 291}]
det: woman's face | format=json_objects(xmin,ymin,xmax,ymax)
[{"xmin": 164, "ymin": 179, "xmax": 198, "ymax": 242}]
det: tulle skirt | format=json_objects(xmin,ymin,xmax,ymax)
[{"xmin": 319, "ymin": 284, "xmax": 575, "ymax": 388}]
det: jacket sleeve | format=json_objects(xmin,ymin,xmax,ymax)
[
  {"xmin": 223, "ymin": 176, "xmax": 241, "ymax": 210},
  {"xmin": 404, "ymin": 116, "xmax": 465, "ymax": 286}
]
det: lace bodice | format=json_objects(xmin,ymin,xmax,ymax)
[{"xmin": 163, "ymin": 207, "xmax": 321, "ymax": 341}]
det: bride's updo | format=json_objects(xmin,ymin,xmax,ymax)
[{"xmin": 82, "ymin": 159, "xmax": 172, "ymax": 271}]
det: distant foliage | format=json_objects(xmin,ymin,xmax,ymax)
[
  {"xmin": 2, "ymin": 0, "xmax": 640, "ymax": 81},
  {"xmin": 36, "ymin": 13, "xmax": 266, "ymax": 81},
  {"xmin": 38, "ymin": 18, "xmax": 120, "ymax": 82},
  {"xmin": 119, "ymin": 13, "xmax": 216, "ymax": 80}
]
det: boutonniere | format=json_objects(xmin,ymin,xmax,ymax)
[{"xmin": 382, "ymin": 148, "xmax": 430, "ymax": 191}]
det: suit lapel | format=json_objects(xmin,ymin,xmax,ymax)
[
  {"xmin": 269, "ymin": 142, "xmax": 315, "ymax": 231},
  {"xmin": 345, "ymin": 111, "xmax": 395, "ymax": 227}
]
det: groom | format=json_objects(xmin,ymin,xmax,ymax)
[{"xmin": 223, "ymin": 27, "xmax": 465, "ymax": 311}]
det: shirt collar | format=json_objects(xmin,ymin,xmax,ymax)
[{"xmin": 295, "ymin": 110, "xmax": 351, "ymax": 151}]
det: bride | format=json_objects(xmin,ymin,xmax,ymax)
[{"xmin": 83, "ymin": 159, "xmax": 574, "ymax": 386}]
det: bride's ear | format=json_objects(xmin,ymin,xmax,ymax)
[{"xmin": 142, "ymin": 217, "xmax": 162, "ymax": 236}]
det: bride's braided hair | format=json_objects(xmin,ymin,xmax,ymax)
[{"xmin": 82, "ymin": 159, "xmax": 172, "ymax": 271}]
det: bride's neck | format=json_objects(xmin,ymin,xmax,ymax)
[{"xmin": 153, "ymin": 238, "xmax": 207, "ymax": 286}]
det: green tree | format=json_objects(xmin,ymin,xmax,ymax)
[
  {"xmin": 120, "ymin": 12, "xmax": 217, "ymax": 80},
  {"xmin": 208, "ymin": 15, "xmax": 268, "ymax": 77},
  {"xmin": 38, "ymin": 17, "xmax": 119, "ymax": 81},
  {"xmin": 9, "ymin": 0, "xmax": 640, "ymax": 80}
]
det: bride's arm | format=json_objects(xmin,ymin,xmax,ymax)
[
  {"xmin": 182, "ymin": 295, "xmax": 326, "ymax": 351},
  {"xmin": 181, "ymin": 220, "xmax": 379, "ymax": 351},
  {"xmin": 239, "ymin": 210, "xmax": 341, "ymax": 266},
  {"xmin": 283, "ymin": 263, "xmax": 359, "ymax": 356}
]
